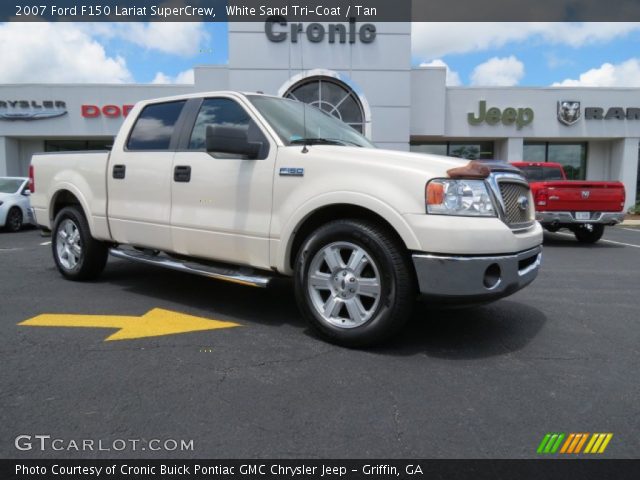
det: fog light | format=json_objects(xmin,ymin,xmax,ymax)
[{"xmin": 483, "ymin": 263, "xmax": 501, "ymax": 289}]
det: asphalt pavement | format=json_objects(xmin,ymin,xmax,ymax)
[{"xmin": 1, "ymin": 225, "xmax": 639, "ymax": 459}]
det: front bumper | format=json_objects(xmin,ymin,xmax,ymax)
[
  {"xmin": 536, "ymin": 211, "xmax": 624, "ymax": 225},
  {"xmin": 412, "ymin": 246, "xmax": 542, "ymax": 304}
]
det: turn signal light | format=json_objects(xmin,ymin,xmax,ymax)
[{"xmin": 426, "ymin": 182, "xmax": 444, "ymax": 205}]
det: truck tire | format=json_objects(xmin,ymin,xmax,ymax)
[
  {"xmin": 5, "ymin": 207, "xmax": 23, "ymax": 232},
  {"xmin": 573, "ymin": 224, "xmax": 605, "ymax": 244},
  {"xmin": 52, "ymin": 206, "xmax": 108, "ymax": 280},
  {"xmin": 294, "ymin": 219, "xmax": 416, "ymax": 347}
]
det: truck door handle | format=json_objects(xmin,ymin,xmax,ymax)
[
  {"xmin": 174, "ymin": 165, "xmax": 191, "ymax": 182},
  {"xmin": 112, "ymin": 164, "xmax": 126, "ymax": 179}
]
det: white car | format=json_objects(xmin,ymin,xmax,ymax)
[{"xmin": 0, "ymin": 177, "xmax": 35, "ymax": 232}]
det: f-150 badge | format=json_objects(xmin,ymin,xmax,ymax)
[{"xmin": 280, "ymin": 167, "xmax": 304, "ymax": 177}]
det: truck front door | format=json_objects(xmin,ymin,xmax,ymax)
[{"xmin": 170, "ymin": 96, "xmax": 276, "ymax": 269}]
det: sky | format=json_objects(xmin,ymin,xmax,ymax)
[{"xmin": 0, "ymin": 22, "xmax": 640, "ymax": 87}]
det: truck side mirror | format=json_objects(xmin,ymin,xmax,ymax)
[
  {"xmin": 22, "ymin": 189, "xmax": 31, "ymax": 196},
  {"xmin": 205, "ymin": 124, "xmax": 261, "ymax": 159}
]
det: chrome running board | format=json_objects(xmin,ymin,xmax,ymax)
[{"xmin": 109, "ymin": 247, "xmax": 271, "ymax": 288}]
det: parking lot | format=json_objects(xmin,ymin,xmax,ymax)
[{"xmin": 1, "ymin": 226, "xmax": 639, "ymax": 459}]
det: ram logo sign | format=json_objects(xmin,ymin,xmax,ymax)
[{"xmin": 557, "ymin": 100, "xmax": 581, "ymax": 126}]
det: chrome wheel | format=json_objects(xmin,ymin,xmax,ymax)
[
  {"xmin": 307, "ymin": 241, "xmax": 382, "ymax": 329},
  {"xmin": 56, "ymin": 218, "xmax": 82, "ymax": 270}
]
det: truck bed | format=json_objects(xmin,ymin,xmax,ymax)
[{"xmin": 30, "ymin": 151, "xmax": 111, "ymax": 233}]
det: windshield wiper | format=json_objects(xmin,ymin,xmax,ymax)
[{"xmin": 290, "ymin": 137, "xmax": 356, "ymax": 147}]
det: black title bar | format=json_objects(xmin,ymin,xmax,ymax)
[
  {"xmin": 3, "ymin": 0, "xmax": 640, "ymax": 22},
  {"xmin": 3, "ymin": 459, "xmax": 640, "ymax": 480}
]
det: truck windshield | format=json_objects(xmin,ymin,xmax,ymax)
[
  {"xmin": 0, "ymin": 178, "xmax": 23, "ymax": 194},
  {"xmin": 519, "ymin": 166, "xmax": 564, "ymax": 181},
  {"xmin": 248, "ymin": 95, "xmax": 374, "ymax": 148}
]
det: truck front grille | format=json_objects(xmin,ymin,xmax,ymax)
[{"xmin": 498, "ymin": 181, "xmax": 535, "ymax": 228}]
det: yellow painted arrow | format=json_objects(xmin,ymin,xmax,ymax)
[{"xmin": 19, "ymin": 308, "xmax": 240, "ymax": 341}]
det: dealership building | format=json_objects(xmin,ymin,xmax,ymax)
[{"xmin": 1, "ymin": 22, "xmax": 638, "ymax": 208}]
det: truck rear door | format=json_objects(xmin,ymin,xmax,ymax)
[{"xmin": 107, "ymin": 99, "xmax": 187, "ymax": 250}]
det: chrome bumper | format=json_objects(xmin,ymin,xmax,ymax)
[
  {"xmin": 412, "ymin": 246, "xmax": 542, "ymax": 304},
  {"xmin": 536, "ymin": 211, "xmax": 624, "ymax": 225}
]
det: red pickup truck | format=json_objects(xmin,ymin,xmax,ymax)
[{"xmin": 511, "ymin": 162, "xmax": 625, "ymax": 243}]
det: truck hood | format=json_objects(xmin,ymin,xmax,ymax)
[
  {"xmin": 293, "ymin": 145, "xmax": 521, "ymax": 179},
  {"xmin": 294, "ymin": 145, "xmax": 468, "ymax": 177}
]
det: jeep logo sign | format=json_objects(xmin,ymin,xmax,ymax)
[
  {"xmin": 468, "ymin": 101, "xmax": 534, "ymax": 130},
  {"xmin": 265, "ymin": 17, "xmax": 376, "ymax": 44}
]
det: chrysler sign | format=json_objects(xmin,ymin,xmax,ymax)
[{"xmin": 0, "ymin": 100, "xmax": 67, "ymax": 121}]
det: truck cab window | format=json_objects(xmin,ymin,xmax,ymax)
[
  {"xmin": 127, "ymin": 100, "xmax": 186, "ymax": 151},
  {"xmin": 189, "ymin": 98, "xmax": 252, "ymax": 151}
]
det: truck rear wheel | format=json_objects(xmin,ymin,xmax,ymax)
[
  {"xmin": 294, "ymin": 219, "xmax": 415, "ymax": 347},
  {"xmin": 52, "ymin": 206, "xmax": 108, "ymax": 280},
  {"xmin": 573, "ymin": 224, "xmax": 605, "ymax": 244}
]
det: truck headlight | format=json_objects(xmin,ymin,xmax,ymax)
[{"xmin": 426, "ymin": 179, "xmax": 496, "ymax": 217}]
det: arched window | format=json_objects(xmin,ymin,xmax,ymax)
[{"xmin": 284, "ymin": 76, "xmax": 366, "ymax": 134}]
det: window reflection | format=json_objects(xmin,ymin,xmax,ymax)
[
  {"xmin": 189, "ymin": 98, "xmax": 251, "ymax": 150},
  {"xmin": 523, "ymin": 142, "xmax": 587, "ymax": 180},
  {"xmin": 285, "ymin": 77, "xmax": 366, "ymax": 134}
]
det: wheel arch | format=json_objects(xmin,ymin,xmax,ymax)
[
  {"xmin": 49, "ymin": 188, "xmax": 93, "ymax": 233},
  {"xmin": 279, "ymin": 200, "xmax": 420, "ymax": 274}
]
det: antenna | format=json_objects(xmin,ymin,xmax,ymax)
[{"xmin": 300, "ymin": 23, "xmax": 308, "ymax": 154}]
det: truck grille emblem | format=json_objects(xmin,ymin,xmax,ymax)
[
  {"xmin": 581, "ymin": 190, "xmax": 590, "ymax": 199},
  {"xmin": 517, "ymin": 195, "xmax": 529, "ymax": 211}
]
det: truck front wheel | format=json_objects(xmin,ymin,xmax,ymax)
[
  {"xmin": 52, "ymin": 206, "xmax": 108, "ymax": 280},
  {"xmin": 573, "ymin": 224, "xmax": 605, "ymax": 244},
  {"xmin": 294, "ymin": 219, "xmax": 416, "ymax": 347}
]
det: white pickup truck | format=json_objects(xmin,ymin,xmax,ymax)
[{"xmin": 30, "ymin": 91, "xmax": 542, "ymax": 346}]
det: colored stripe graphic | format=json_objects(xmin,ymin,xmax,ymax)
[
  {"xmin": 537, "ymin": 434, "xmax": 552, "ymax": 454},
  {"xmin": 537, "ymin": 433, "xmax": 565, "ymax": 454},
  {"xmin": 574, "ymin": 433, "xmax": 589, "ymax": 453},
  {"xmin": 584, "ymin": 433, "xmax": 613, "ymax": 454},
  {"xmin": 541, "ymin": 433, "xmax": 614, "ymax": 454},
  {"xmin": 560, "ymin": 433, "xmax": 575, "ymax": 454}
]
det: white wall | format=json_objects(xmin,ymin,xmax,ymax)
[
  {"xmin": 0, "ymin": 137, "xmax": 19, "ymax": 176},
  {"xmin": 443, "ymin": 87, "xmax": 640, "ymax": 139},
  {"xmin": 0, "ymin": 84, "xmax": 194, "ymax": 139},
  {"xmin": 494, "ymin": 137, "xmax": 523, "ymax": 161},
  {"xmin": 610, "ymin": 138, "xmax": 639, "ymax": 210},
  {"xmin": 227, "ymin": 22, "xmax": 412, "ymax": 148},
  {"xmin": 586, "ymin": 141, "xmax": 610, "ymax": 181},
  {"xmin": 18, "ymin": 139, "xmax": 45, "ymax": 176},
  {"xmin": 410, "ymin": 67, "xmax": 446, "ymax": 136}
]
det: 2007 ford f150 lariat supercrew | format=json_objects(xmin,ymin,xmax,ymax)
[{"xmin": 29, "ymin": 92, "xmax": 543, "ymax": 346}]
